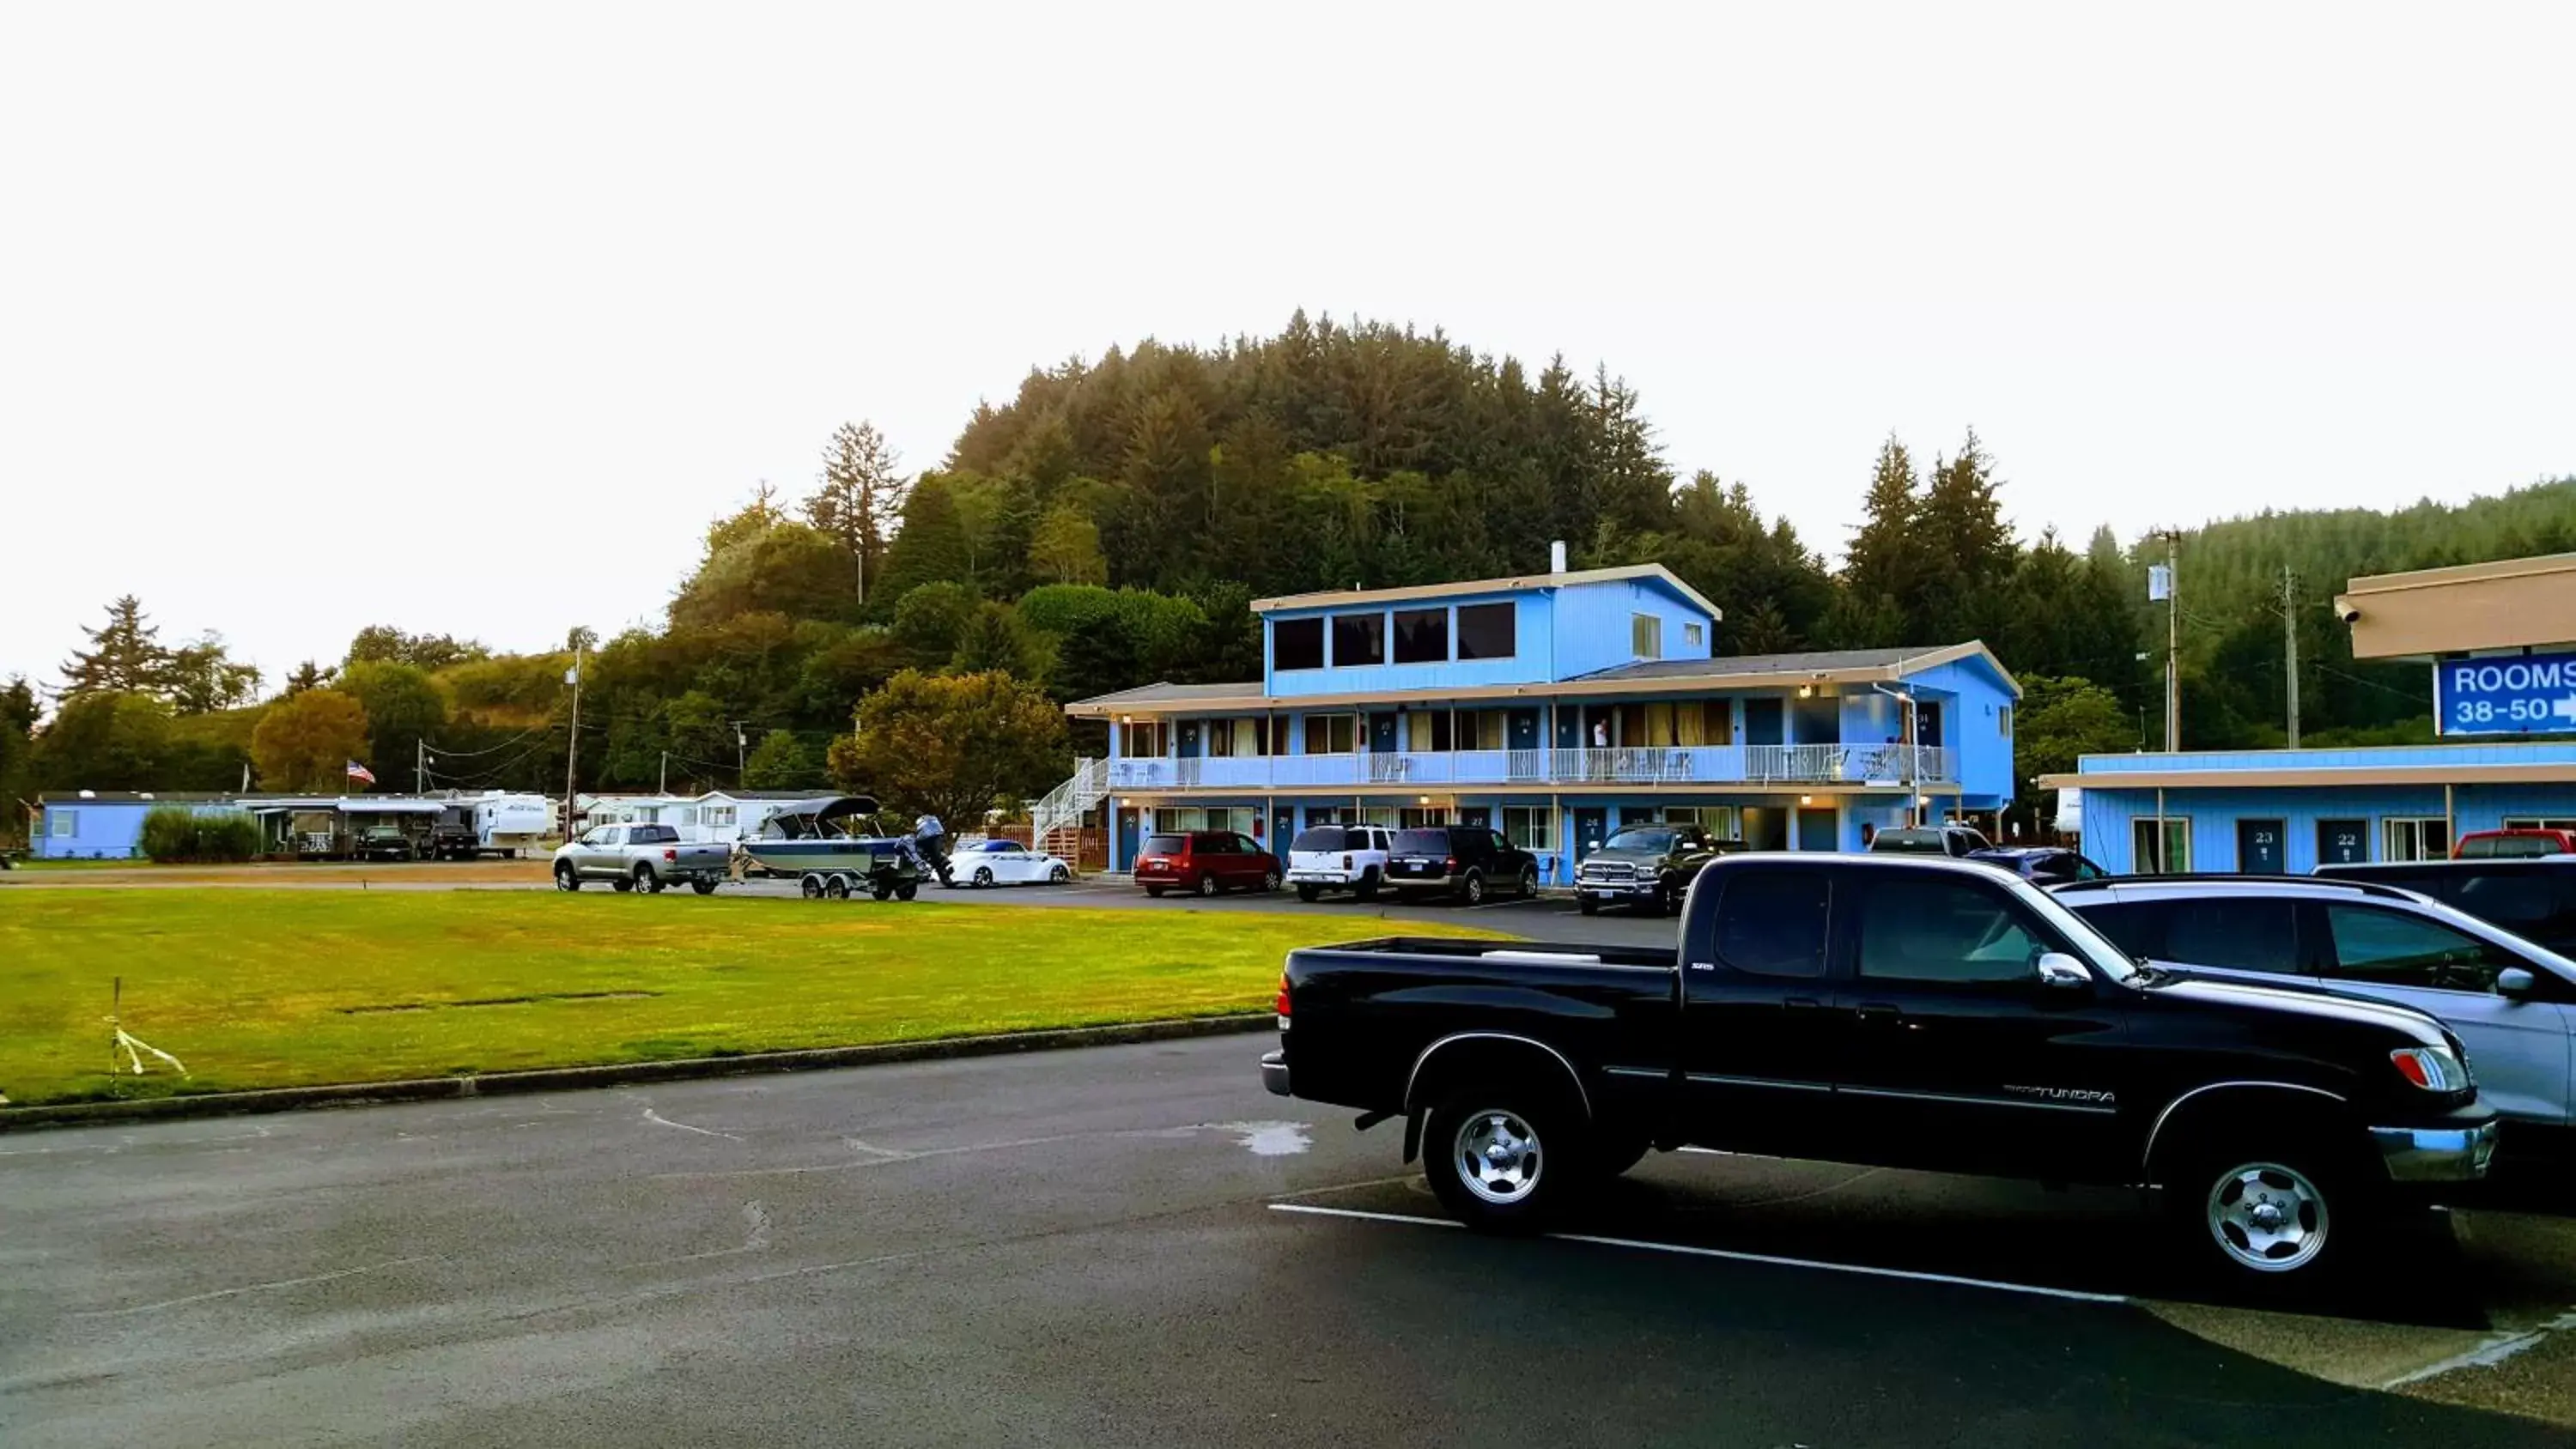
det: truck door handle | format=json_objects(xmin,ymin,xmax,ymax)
[
  {"xmin": 1783, "ymin": 997, "xmax": 1826, "ymax": 1015},
  {"xmin": 1855, "ymin": 1003, "xmax": 1904, "ymax": 1027}
]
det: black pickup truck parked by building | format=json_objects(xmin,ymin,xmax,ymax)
[{"xmin": 1262, "ymin": 854, "xmax": 2497, "ymax": 1288}]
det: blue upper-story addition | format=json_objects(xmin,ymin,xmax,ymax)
[{"xmin": 1253, "ymin": 565, "xmax": 1721, "ymax": 697}]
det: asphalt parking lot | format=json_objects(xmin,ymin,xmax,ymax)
[{"xmin": 6, "ymin": 1036, "xmax": 2576, "ymax": 1446}]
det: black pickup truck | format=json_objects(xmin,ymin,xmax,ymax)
[{"xmin": 1263, "ymin": 854, "xmax": 2498, "ymax": 1288}]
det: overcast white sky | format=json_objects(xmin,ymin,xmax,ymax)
[{"xmin": 4, "ymin": 3, "xmax": 2571, "ymax": 691}]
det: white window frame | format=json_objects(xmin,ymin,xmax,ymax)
[
  {"xmin": 51, "ymin": 809, "xmax": 76, "ymax": 838},
  {"xmin": 1631, "ymin": 613, "xmax": 1663, "ymax": 659},
  {"xmin": 1503, "ymin": 806, "xmax": 1554, "ymax": 851},
  {"xmin": 2382, "ymin": 816, "xmax": 2451, "ymax": 863},
  {"xmin": 1683, "ymin": 621, "xmax": 1704, "ymax": 652},
  {"xmin": 2504, "ymin": 816, "xmax": 2576, "ymax": 831},
  {"xmin": 1999, "ymin": 705, "xmax": 2014, "ymax": 739},
  {"xmin": 704, "ymin": 805, "xmax": 737, "ymax": 829},
  {"xmin": 2132, "ymin": 815, "xmax": 2191, "ymax": 874}
]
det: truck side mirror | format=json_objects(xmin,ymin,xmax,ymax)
[
  {"xmin": 2497, "ymin": 967, "xmax": 2538, "ymax": 999},
  {"xmin": 2035, "ymin": 952, "xmax": 2092, "ymax": 991}
]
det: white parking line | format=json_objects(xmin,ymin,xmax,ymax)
[
  {"xmin": 2379, "ymin": 1309, "xmax": 2576, "ymax": 1389},
  {"xmin": 1266, "ymin": 1203, "xmax": 2129, "ymax": 1306}
]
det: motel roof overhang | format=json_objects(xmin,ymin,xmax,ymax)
[
  {"xmin": 2037, "ymin": 761, "xmax": 2576, "ymax": 792},
  {"xmin": 1065, "ymin": 642, "xmax": 2019, "ymax": 719},
  {"xmin": 2336, "ymin": 551, "xmax": 2576, "ymax": 661}
]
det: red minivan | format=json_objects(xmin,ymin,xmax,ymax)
[{"xmin": 1135, "ymin": 831, "xmax": 1282, "ymax": 898}]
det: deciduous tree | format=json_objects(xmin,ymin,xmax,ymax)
[
  {"xmin": 250, "ymin": 689, "xmax": 369, "ymax": 791},
  {"xmin": 825, "ymin": 670, "xmax": 1069, "ymax": 830},
  {"xmin": 167, "ymin": 633, "xmax": 264, "ymax": 714}
]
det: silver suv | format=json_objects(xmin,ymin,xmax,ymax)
[{"xmin": 2050, "ymin": 875, "xmax": 2576, "ymax": 1143}]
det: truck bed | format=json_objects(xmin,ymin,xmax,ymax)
[{"xmin": 1279, "ymin": 937, "xmax": 1680, "ymax": 1117}]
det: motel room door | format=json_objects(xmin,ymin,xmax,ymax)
[
  {"xmin": 2237, "ymin": 819, "xmax": 2286, "ymax": 873},
  {"xmin": 1573, "ymin": 807, "xmax": 1608, "ymax": 861}
]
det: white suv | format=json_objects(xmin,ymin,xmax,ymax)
[{"xmin": 1287, "ymin": 825, "xmax": 1393, "ymax": 902}]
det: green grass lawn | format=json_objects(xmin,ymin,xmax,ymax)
[{"xmin": 0, "ymin": 890, "xmax": 1480, "ymax": 1106}]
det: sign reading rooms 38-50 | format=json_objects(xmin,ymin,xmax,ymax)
[{"xmin": 2436, "ymin": 651, "xmax": 2576, "ymax": 737}]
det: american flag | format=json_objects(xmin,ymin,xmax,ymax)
[{"xmin": 345, "ymin": 760, "xmax": 377, "ymax": 786}]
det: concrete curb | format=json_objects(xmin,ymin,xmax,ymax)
[{"xmin": 0, "ymin": 1014, "xmax": 1276, "ymax": 1134}]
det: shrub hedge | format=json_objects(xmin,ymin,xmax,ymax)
[{"xmin": 137, "ymin": 806, "xmax": 262, "ymax": 863}]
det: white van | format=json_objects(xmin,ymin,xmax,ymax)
[{"xmin": 1287, "ymin": 825, "xmax": 1394, "ymax": 902}]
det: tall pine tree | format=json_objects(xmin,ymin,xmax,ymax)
[
  {"xmin": 804, "ymin": 421, "xmax": 911, "ymax": 605},
  {"xmin": 59, "ymin": 596, "xmax": 169, "ymax": 698}
]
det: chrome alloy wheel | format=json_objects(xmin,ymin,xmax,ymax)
[
  {"xmin": 1454, "ymin": 1109, "xmax": 1544, "ymax": 1206},
  {"xmin": 2206, "ymin": 1161, "xmax": 2330, "ymax": 1273}
]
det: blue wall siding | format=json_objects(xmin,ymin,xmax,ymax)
[
  {"xmin": 2079, "ymin": 784, "xmax": 2576, "ymax": 874},
  {"xmin": 1552, "ymin": 579, "xmax": 1712, "ymax": 679},
  {"xmin": 1263, "ymin": 591, "xmax": 1556, "ymax": 696},
  {"xmin": 35, "ymin": 801, "xmax": 243, "ymax": 859},
  {"xmin": 1903, "ymin": 660, "xmax": 2018, "ymax": 805}
]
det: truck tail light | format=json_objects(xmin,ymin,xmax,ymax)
[
  {"xmin": 1342, "ymin": 854, "xmax": 1353, "ymax": 870},
  {"xmin": 1273, "ymin": 971, "xmax": 1291, "ymax": 1019},
  {"xmin": 1443, "ymin": 857, "xmax": 1458, "ymax": 870},
  {"xmin": 2391, "ymin": 1046, "xmax": 2468, "ymax": 1093},
  {"xmin": 664, "ymin": 848, "xmax": 677, "ymax": 862}
]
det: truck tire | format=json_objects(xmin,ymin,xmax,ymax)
[
  {"xmin": 1296, "ymin": 884, "xmax": 1320, "ymax": 903},
  {"xmin": 1355, "ymin": 871, "xmax": 1381, "ymax": 902},
  {"xmin": 1517, "ymin": 864, "xmax": 1538, "ymax": 899},
  {"xmin": 1577, "ymin": 896, "xmax": 1599, "ymax": 916},
  {"xmin": 690, "ymin": 879, "xmax": 717, "ymax": 895},
  {"xmin": 633, "ymin": 864, "xmax": 663, "ymax": 894},
  {"xmin": 1424, "ymin": 1088, "xmax": 1582, "ymax": 1233},
  {"xmin": 2166, "ymin": 1132, "xmax": 2364, "ymax": 1288},
  {"xmin": 1458, "ymin": 870, "xmax": 1486, "ymax": 906},
  {"xmin": 555, "ymin": 863, "xmax": 580, "ymax": 892},
  {"xmin": 611, "ymin": 875, "xmax": 634, "ymax": 893}
]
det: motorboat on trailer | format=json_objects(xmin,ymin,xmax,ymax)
[{"xmin": 740, "ymin": 796, "xmax": 928, "ymax": 900}]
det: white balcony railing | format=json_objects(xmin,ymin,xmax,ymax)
[{"xmin": 1100, "ymin": 745, "xmax": 1954, "ymax": 792}]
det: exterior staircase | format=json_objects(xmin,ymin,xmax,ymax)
[{"xmin": 1027, "ymin": 757, "xmax": 1108, "ymax": 870}]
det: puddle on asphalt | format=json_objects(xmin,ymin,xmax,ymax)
[{"xmin": 1208, "ymin": 1121, "xmax": 1311, "ymax": 1156}]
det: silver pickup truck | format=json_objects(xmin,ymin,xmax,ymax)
[{"xmin": 552, "ymin": 823, "xmax": 731, "ymax": 894}]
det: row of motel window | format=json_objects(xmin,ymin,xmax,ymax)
[
  {"xmin": 2129, "ymin": 815, "xmax": 2576, "ymax": 872},
  {"xmin": 1131, "ymin": 701, "xmax": 1747, "ymax": 759},
  {"xmin": 1271, "ymin": 603, "xmax": 1704, "ymax": 670},
  {"xmin": 1150, "ymin": 803, "xmax": 1747, "ymax": 853}
]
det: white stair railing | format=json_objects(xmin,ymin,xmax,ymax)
[{"xmin": 1026, "ymin": 757, "xmax": 1109, "ymax": 864}]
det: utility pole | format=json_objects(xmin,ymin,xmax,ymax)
[
  {"xmin": 734, "ymin": 723, "xmax": 748, "ymax": 785},
  {"xmin": 416, "ymin": 738, "xmax": 426, "ymax": 795},
  {"xmin": 2158, "ymin": 530, "xmax": 2182, "ymax": 753},
  {"xmin": 659, "ymin": 751, "xmax": 668, "ymax": 796},
  {"xmin": 562, "ymin": 645, "xmax": 583, "ymax": 841},
  {"xmin": 2281, "ymin": 564, "xmax": 2301, "ymax": 749}
]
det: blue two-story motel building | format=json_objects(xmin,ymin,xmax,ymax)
[{"xmin": 1058, "ymin": 560, "xmax": 2022, "ymax": 882}]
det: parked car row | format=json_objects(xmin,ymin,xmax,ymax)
[{"xmin": 1143, "ymin": 826, "xmax": 1544, "ymax": 905}]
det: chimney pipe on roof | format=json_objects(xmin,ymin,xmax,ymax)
[{"xmin": 1549, "ymin": 540, "xmax": 1567, "ymax": 573}]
